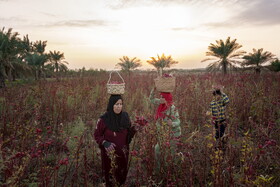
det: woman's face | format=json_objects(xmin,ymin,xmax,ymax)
[{"xmin": 113, "ymin": 99, "xmax": 123, "ymax": 114}]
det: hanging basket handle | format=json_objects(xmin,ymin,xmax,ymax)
[
  {"xmin": 107, "ymin": 71, "xmax": 125, "ymax": 84},
  {"xmin": 159, "ymin": 67, "xmax": 163, "ymax": 77}
]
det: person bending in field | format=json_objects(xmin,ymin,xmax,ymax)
[{"xmin": 206, "ymin": 85, "xmax": 230, "ymax": 140}]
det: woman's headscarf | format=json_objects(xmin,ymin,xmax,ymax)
[
  {"xmin": 155, "ymin": 92, "xmax": 173, "ymax": 120},
  {"xmin": 100, "ymin": 95, "xmax": 130, "ymax": 132}
]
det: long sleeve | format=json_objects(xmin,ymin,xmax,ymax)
[
  {"xmin": 123, "ymin": 112, "xmax": 136, "ymax": 144},
  {"xmin": 171, "ymin": 108, "xmax": 181, "ymax": 128},
  {"xmin": 149, "ymin": 89, "xmax": 160, "ymax": 105},
  {"xmin": 222, "ymin": 93, "xmax": 230, "ymax": 106},
  {"xmin": 167, "ymin": 105, "xmax": 181, "ymax": 137},
  {"xmin": 210, "ymin": 93, "xmax": 229, "ymax": 121},
  {"xmin": 94, "ymin": 119, "xmax": 106, "ymax": 147},
  {"xmin": 127, "ymin": 126, "xmax": 137, "ymax": 144}
]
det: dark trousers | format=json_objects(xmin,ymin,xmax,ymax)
[{"xmin": 214, "ymin": 120, "xmax": 226, "ymax": 139}]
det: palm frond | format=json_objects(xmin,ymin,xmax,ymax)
[
  {"xmin": 201, "ymin": 58, "xmax": 217, "ymax": 63},
  {"xmin": 243, "ymin": 48, "xmax": 275, "ymax": 70},
  {"xmin": 117, "ymin": 56, "xmax": 142, "ymax": 72},
  {"xmin": 203, "ymin": 37, "xmax": 244, "ymax": 74}
]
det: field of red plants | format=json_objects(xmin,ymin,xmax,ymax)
[{"xmin": 0, "ymin": 72, "xmax": 280, "ymax": 186}]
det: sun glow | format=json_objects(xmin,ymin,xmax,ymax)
[
  {"xmin": 2, "ymin": 0, "xmax": 280, "ymax": 70},
  {"xmin": 105, "ymin": 6, "xmax": 197, "ymax": 58},
  {"xmin": 118, "ymin": 6, "xmax": 191, "ymax": 30},
  {"xmin": 73, "ymin": 5, "xmax": 205, "ymax": 69}
]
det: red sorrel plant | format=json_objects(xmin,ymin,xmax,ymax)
[{"xmin": 1, "ymin": 72, "xmax": 279, "ymax": 186}]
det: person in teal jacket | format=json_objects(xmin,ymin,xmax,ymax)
[{"xmin": 149, "ymin": 88, "xmax": 181, "ymax": 170}]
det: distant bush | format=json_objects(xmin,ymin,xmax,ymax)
[{"xmin": 270, "ymin": 59, "xmax": 280, "ymax": 72}]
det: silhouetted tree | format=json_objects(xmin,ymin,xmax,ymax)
[
  {"xmin": 242, "ymin": 48, "xmax": 275, "ymax": 74},
  {"xmin": 202, "ymin": 37, "xmax": 245, "ymax": 74},
  {"xmin": 147, "ymin": 53, "xmax": 178, "ymax": 75}
]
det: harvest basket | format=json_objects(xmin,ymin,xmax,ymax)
[
  {"xmin": 107, "ymin": 71, "xmax": 125, "ymax": 95},
  {"xmin": 154, "ymin": 76, "xmax": 176, "ymax": 93}
]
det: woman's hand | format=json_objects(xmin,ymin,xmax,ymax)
[
  {"xmin": 103, "ymin": 141, "xmax": 116, "ymax": 152},
  {"xmin": 106, "ymin": 143, "xmax": 116, "ymax": 152}
]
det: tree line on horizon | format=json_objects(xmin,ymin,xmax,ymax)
[
  {"xmin": 117, "ymin": 37, "xmax": 280, "ymax": 75},
  {"xmin": 0, "ymin": 27, "xmax": 68, "ymax": 88},
  {"xmin": 1, "ymin": 27, "xmax": 280, "ymax": 88}
]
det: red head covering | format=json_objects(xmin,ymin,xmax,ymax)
[{"xmin": 155, "ymin": 92, "xmax": 173, "ymax": 120}]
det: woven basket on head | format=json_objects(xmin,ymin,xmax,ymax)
[
  {"xmin": 154, "ymin": 76, "xmax": 176, "ymax": 93},
  {"xmin": 107, "ymin": 71, "xmax": 125, "ymax": 95}
]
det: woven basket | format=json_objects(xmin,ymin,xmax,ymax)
[
  {"xmin": 154, "ymin": 76, "xmax": 176, "ymax": 93},
  {"xmin": 107, "ymin": 71, "xmax": 125, "ymax": 95}
]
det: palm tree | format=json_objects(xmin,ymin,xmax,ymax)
[
  {"xmin": 25, "ymin": 53, "xmax": 49, "ymax": 80},
  {"xmin": 10, "ymin": 59, "xmax": 32, "ymax": 81},
  {"xmin": 10, "ymin": 34, "xmax": 33, "ymax": 81},
  {"xmin": 242, "ymin": 48, "xmax": 275, "ymax": 74},
  {"xmin": 33, "ymin": 40, "xmax": 47, "ymax": 55},
  {"xmin": 0, "ymin": 27, "xmax": 21, "ymax": 87},
  {"xmin": 49, "ymin": 50, "xmax": 68, "ymax": 80},
  {"xmin": 19, "ymin": 35, "xmax": 33, "ymax": 60},
  {"xmin": 147, "ymin": 53, "xmax": 178, "ymax": 75},
  {"xmin": 116, "ymin": 56, "xmax": 141, "ymax": 76},
  {"xmin": 201, "ymin": 37, "xmax": 245, "ymax": 74}
]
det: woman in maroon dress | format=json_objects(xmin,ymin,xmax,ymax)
[{"xmin": 94, "ymin": 95, "xmax": 136, "ymax": 186}]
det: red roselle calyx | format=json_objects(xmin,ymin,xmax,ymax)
[{"xmin": 134, "ymin": 116, "xmax": 148, "ymax": 126}]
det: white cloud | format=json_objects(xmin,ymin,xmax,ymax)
[{"xmin": 233, "ymin": 0, "xmax": 280, "ymax": 26}]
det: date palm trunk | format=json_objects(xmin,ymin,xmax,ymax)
[
  {"xmin": 7, "ymin": 68, "xmax": 12, "ymax": 82},
  {"xmin": 55, "ymin": 63, "xmax": 60, "ymax": 81},
  {"xmin": 255, "ymin": 64, "xmax": 261, "ymax": 74},
  {"xmin": 0, "ymin": 74, "xmax": 5, "ymax": 88},
  {"xmin": 222, "ymin": 61, "xmax": 227, "ymax": 74}
]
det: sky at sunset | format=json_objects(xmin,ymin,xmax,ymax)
[{"xmin": 1, "ymin": 0, "xmax": 280, "ymax": 70}]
